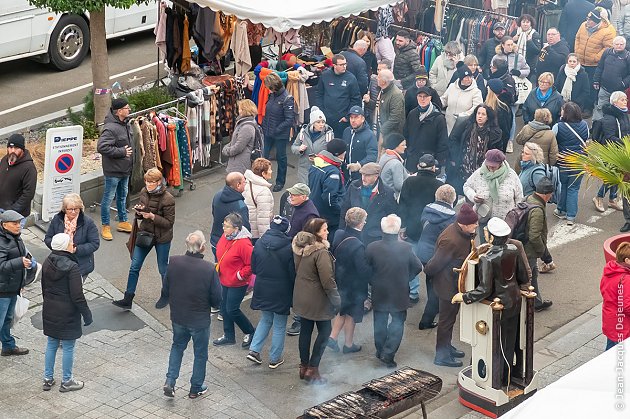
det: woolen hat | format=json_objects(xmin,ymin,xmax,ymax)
[
  {"xmin": 417, "ymin": 154, "xmax": 436, "ymax": 169},
  {"xmin": 359, "ymin": 162, "xmax": 381, "ymax": 175},
  {"xmin": 309, "ymin": 106, "xmax": 326, "ymax": 123},
  {"xmin": 487, "ymin": 217, "xmax": 511, "ymax": 237},
  {"xmin": 270, "ymin": 215, "xmax": 290, "ymax": 234},
  {"xmin": 457, "ymin": 203, "xmax": 479, "ymax": 225},
  {"xmin": 587, "ymin": 9, "xmax": 602, "ymax": 23},
  {"xmin": 51, "ymin": 233, "xmax": 71, "ymax": 251},
  {"xmin": 458, "ymin": 66, "xmax": 473, "ymax": 79},
  {"xmin": 287, "ymin": 183, "xmax": 311, "ymax": 196},
  {"xmin": 111, "ymin": 98, "xmax": 129, "ymax": 111},
  {"xmin": 384, "ymin": 133, "xmax": 406, "ymax": 150},
  {"xmin": 7, "ymin": 133, "xmax": 25, "ymax": 150},
  {"xmin": 0, "ymin": 210, "xmax": 24, "ymax": 222},
  {"xmin": 487, "ymin": 78, "xmax": 504, "ymax": 95},
  {"xmin": 485, "ymin": 149, "xmax": 506, "ymax": 165},
  {"xmin": 415, "ymin": 68, "xmax": 428, "ymax": 79},
  {"xmin": 326, "ymin": 138, "xmax": 347, "ymax": 157},
  {"xmin": 536, "ymin": 177, "xmax": 555, "ymax": 194}
]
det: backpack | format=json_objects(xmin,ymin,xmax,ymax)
[
  {"xmin": 530, "ymin": 166, "xmax": 561, "ymax": 205},
  {"xmin": 504, "ymin": 201, "xmax": 542, "ymax": 244},
  {"xmin": 242, "ymin": 120, "xmax": 265, "ymax": 162}
]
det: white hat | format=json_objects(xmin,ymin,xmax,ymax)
[
  {"xmin": 309, "ymin": 106, "xmax": 326, "ymax": 124},
  {"xmin": 487, "ymin": 217, "xmax": 511, "ymax": 238},
  {"xmin": 51, "ymin": 233, "xmax": 71, "ymax": 251}
]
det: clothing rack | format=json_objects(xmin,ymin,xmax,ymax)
[
  {"xmin": 346, "ymin": 15, "xmax": 442, "ymax": 40},
  {"xmin": 444, "ymin": 1, "xmax": 517, "ymax": 20}
]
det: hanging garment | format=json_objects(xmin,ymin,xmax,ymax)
[
  {"xmin": 231, "ymin": 20, "xmax": 252, "ymax": 76},
  {"xmin": 166, "ymin": 123, "xmax": 182, "ymax": 187},
  {"xmin": 181, "ymin": 15, "xmax": 192, "ymax": 73},
  {"xmin": 130, "ymin": 119, "xmax": 145, "ymax": 193},
  {"xmin": 155, "ymin": 2, "xmax": 167, "ymax": 61},
  {"xmin": 176, "ymin": 120, "xmax": 192, "ymax": 179}
]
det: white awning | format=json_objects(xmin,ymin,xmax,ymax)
[{"xmin": 186, "ymin": 0, "xmax": 404, "ymax": 32}]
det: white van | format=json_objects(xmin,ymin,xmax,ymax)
[{"xmin": 0, "ymin": 0, "xmax": 158, "ymax": 71}]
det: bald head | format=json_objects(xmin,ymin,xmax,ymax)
[{"xmin": 226, "ymin": 172, "xmax": 245, "ymax": 192}]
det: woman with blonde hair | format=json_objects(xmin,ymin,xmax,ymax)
[
  {"xmin": 45, "ymin": 193, "xmax": 100, "ymax": 281},
  {"xmin": 522, "ymin": 72, "xmax": 564, "ymax": 125},
  {"xmin": 517, "ymin": 142, "xmax": 546, "ymax": 197},
  {"xmin": 244, "ymin": 158, "xmax": 274, "ymax": 241},
  {"xmin": 485, "ymin": 79, "xmax": 513, "ymax": 151},
  {"xmin": 223, "ymin": 99, "xmax": 259, "ymax": 174}
]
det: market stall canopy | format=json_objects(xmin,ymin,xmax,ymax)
[{"xmin": 186, "ymin": 0, "xmax": 405, "ymax": 32}]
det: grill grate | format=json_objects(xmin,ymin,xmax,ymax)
[{"xmin": 364, "ymin": 367, "xmax": 442, "ymax": 401}]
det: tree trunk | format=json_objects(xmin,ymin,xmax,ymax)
[{"xmin": 90, "ymin": 8, "xmax": 110, "ymax": 125}]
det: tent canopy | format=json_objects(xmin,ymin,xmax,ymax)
[{"xmin": 186, "ymin": 0, "xmax": 404, "ymax": 32}]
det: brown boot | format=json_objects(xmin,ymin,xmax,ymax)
[
  {"xmin": 101, "ymin": 225, "xmax": 113, "ymax": 241},
  {"xmin": 117, "ymin": 221, "xmax": 133, "ymax": 233},
  {"xmin": 299, "ymin": 363, "xmax": 308, "ymax": 380},
  {"xmin": 304, "ymin": 367, "xmax": 327, "ymax": 385}
]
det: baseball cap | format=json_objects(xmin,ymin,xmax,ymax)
[{"xmin": 348, "ymin": 106, "xmax": 365, "ymax": 116}]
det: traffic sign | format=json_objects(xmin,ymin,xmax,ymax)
[{"xmin": 55, "ymin": 154, "xmax": 74, "ymax": 174}]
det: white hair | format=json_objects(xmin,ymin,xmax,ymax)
[
  {"xmin": 354, "ymin": 39, "xmax": 368, "ymax": 51},
  {"xmin": 381, "ymin": 214, "xmax": 402, "ymax": 235},
  {"xmin": 378, "ymin": 69, "xmax": 395, "ymax": 83},
  {"xmin": 185, "ymin": 230, "xmax": 206, "ymax": 254},
  {"xmin": 610, "ymin": 91, "xmax": 627, "ymax": 105},
  {"xmin": 614, "ymin": 36, "xmax": 627, "ymax": 45}
]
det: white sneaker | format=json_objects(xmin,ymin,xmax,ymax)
[
  {"xmin": 506, "ymin": 141, "xmax": 514, "ymax": 153},
  {"xmin": 217, "ymin": 314, "xmax": 223, "ymax": 321}
]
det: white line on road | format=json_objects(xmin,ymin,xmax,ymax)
[
  {"xmin": 586, "ymin": 208, "xmax": 616, "ymax": 224},
  {"xmin": 0, "ymin": 62, "xmax": 158, "ymax": 117},
  {"xmin": 547, "ymin": 222, "xmax": 603, "ymax": 250}
]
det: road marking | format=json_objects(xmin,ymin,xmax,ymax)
[
  {"xmin": 586, "ymin": 208, "xmax": 616, "ymax": 224},
  {"xmin": 547, "ymin": 222, "xmax": 603, "ymax": 250},
  {"xmin": 0, "ymin": 62, "xmax": 158, "ymax": 117}
]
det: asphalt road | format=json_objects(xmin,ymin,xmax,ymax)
[{"xmin": 0, "ymin": 31, "xmax": 159, "ymax": 128}]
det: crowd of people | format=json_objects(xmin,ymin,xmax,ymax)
[{"xmin": 1, "ymin": 0, "xmax": 630, "ymax": 402}]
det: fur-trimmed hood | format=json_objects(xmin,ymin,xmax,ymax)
[{"xmin": 291, "ymin": 231, "xmax": 329, "ymax": 257}]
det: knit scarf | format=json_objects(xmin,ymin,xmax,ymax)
[
  {"xmin": 418, "ymin": 102, "xmax": 434, "ymax": 123},
  {"xmin": 480, "ymin": 161, "xmax": 509, "ymax": 202},
  {"xmin": 360, "ymin": 184, "xmax": 375, "ymax": 208},
  {"xmin": 587, "ymin": 23, "xmax": 601, "ymax": 35},
  {"xmin": 385, "ymin": 149, "xmax": 403, "ymax": 162},
  {"xmin": 64, "ymin": 214, "xmax": 78, "ymax": 241},
  {"xmin": 319, "ymin": 154, "xmax": 345, "ymax": 184},
  {"xmin": 515, "ymin": 27, "xmax": 533, "ymax": 60},
  {"xmin": 561, "ymin": 64, "xmax": 580, "ymax": 102},
  {"xmin": 536, "ymin": 87, "xmax": 553, "ymax": 104}
]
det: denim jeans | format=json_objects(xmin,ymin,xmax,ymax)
[
  {"xmin": 597, "ymin": 184, "xmax": 618, "ymax": 200},
  {"xmin": 165, "ymin": 322, "xmax": 209, "ymax": 393},
  {"xmin": 409, "ymin": 274, "xmax": 420, "ymax": 299},
  {"xmin": 509, "ymin": 105, "xmax": 518, "ymax": 142},
  {"xmin": 558, "ymin": 169, "xmax": 583, "ymax": 220},
  {"xmin": 250, "ymin": 311, "xmax": 288, "ymax": 362},
  {"xmin": 100, "ymin": 176, "xmax": 129, "ymax": 225},
  {"xmin": 125, "ymin": 242, "xmax": 171, "ymax": 294},
  {"xmin": 263, "ymin": 136, "xmax": 288, "ymax": 187},
  {"xmin": 0, "ymin": 296, "xmax": 17, "ymax": 350},
  {"xmin": 44, "ymin": 337, "xmax": 76, "ymax": 382},
  {"xmin": 221, "ymin": 285, "xmax": 255, "ymax": 341}
]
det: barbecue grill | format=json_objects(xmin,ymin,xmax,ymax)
[{"xmin": 299, "ymin": 367, "xmax": 442, "ymax": 419}]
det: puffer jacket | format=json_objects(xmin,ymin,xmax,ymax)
[
  {"xmin": 308, "ymin": 151, "xmax": 345, "ymax": 229},
  {"xmin": 44, "ymin": 211, "xmax": 100, "ymax": 277},
  {"xmin": 598, "ymin": 103, "xmax": 630, "ymax": 143},
  {"xmin": 97, "ymin": 111, "xmax": 133, "ymax": 178},
  {"xmin": 0, "ymin": 226, "xmax": 28, "ymax": 296},
  {"xmin": 429, "ymin": 54, "xmax": 460, "ymax": 96},
  {"xmin": 463, "ymin": 163, "xmax": 524, "ymax": 221},
  {"xmin": 600, "ymin": 260, "xmax": 630, "ymax": 342},
  {"xmin": 135, "ymin": 183, "xmax": 175, "ymax": 244},
  {"xmin": 524, "ymin": 193, "xmax": 548, "ymax": 258},
  {"xmin": 441, "ymin": 82, "xmax": 483, "ymax": 133},
  {"xmin": 415, "ymin": 201, "xmax": 456, "ymax": 264},
  {"xmin": 243, "ymin": 169, "xmax": 274, "ymax": 239},
  {"xmin": 553, "ymin": 120, "xmax": 590, "ymax": 153},
  {"xmin": 223, "ymin": 116, "xmax": 257, "ymax": 174},
  {"xmin": 251, "ymin": 228, "xmax": 295, "ymax": 315},
  {"xmin": 559, "ymin": 0, "xmax": 595, "ymax": 54},
  {"xmin": 594, "ymin": 47, "xmax": 630, "ymax": 92},
  {"xmin": 514, "ymin": 121, "xmax": 559, "ymax": 165},
  {"xmin": 518, "ymin": 160, "xmax": 547, "ymax": 197},
  {"xmin": 215, "ymin": 228, "xmax": 254, "ymax": 287},
  {"xmin": 574, "ymin": 20, "xmax": 617, "ymax": 66},
  {"xmin": 291, "ymin": 123, "xmax": 334, "ymax": 184},
  {"xmin": 394, "ymin": 42, "xmax": 424, "ymax": 89},
  {"xmin": 41, "ymin": 251, "xmax": 92, "ymax": 340},
  {"xmin": 0, "ymin": 150, "xmax": 37, "ymax": 217},
  {"xmin": 262, "ymin": 87, "xmax": 295, "ymax": 139},
  {"xmin": 522, "ymin": 88, "xmax": 564, "ymax": 125},
  {"xmin": 292, "ymin": 232, "xmax": 340, "ymax": 321},
  {"xmin": 492, "ymin": 48, "xmax": 531, "ymax": 78},
  {"xmin": 378, "ymin": 82, "xmax": 405, "ymax": 139}
]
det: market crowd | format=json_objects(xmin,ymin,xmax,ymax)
[{"xmin": 1, "ymin": 0, "xmax": 629, "ymax": 402}]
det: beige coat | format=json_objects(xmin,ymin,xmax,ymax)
[
  {"xmin": 243, "ymin": 170, "xmax": 274, "ymax": 239},
  {"xmin": 514, "ymin": 123, "xmax": 559, "ymax": 165},
  {"xmin": 292, "ymin": 232, "xmax": 341, "ymax": 321},
  {"xmin": 441, "ymin": 82, "xmax": 483, "ymax": 133}
]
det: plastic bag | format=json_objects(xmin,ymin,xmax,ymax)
[{"xmin": 12, "ymin": 294, "xmax": 29, "ymax": 327}]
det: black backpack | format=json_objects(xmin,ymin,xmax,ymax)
[
  {"xmin": 242, "ymin": 121, "xmax": 265, "ymax": 162},
  {"xmin": 504, "ymin": 201, "xmax": 542, "ymax": 243}
]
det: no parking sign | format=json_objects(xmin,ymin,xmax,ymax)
[{"xmin": 42, "ymin": 126, "xmax": 83, "ymax": 222}]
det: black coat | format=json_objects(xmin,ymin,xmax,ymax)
[
  {"xmin": 262, "ymin": 88, "xmax": 296, "ymax": 139},
  {"xmin": 479, "ymin": 37, "xmax": 502, "ymax": 75},
  {"xmin": 366, "ymin": 234, "xmax": 423, "ymax": 312},
  {"xmin": 286, "ymin": 199, "xmax": 319, "ymax": 238},
  {"xmin": 341, "ymin": 49, "xmax": 369, "ymax": 94},
  {"xmin": 211, "ymin": 186, "xmax": 251, "ymax": 248},
  {"xmin": 165, "ymin": 252, "xmax": 221, "ymax": 329},
  {"xmin": 488, "ymin": 68, "xmax": 517, "ymax": 106},
  {"xmin": 44, "ymin": 211, "xmax": 100, "ymax": 277},
  {"xmin": 597, "ymin": 104, "xmax": 630, "ymax": 144},
  {"xmin": 41, "ymin": 251, "xmax": 92, "ymax": 340},
  {"xmin": 0, "ymin": 226, "xmax": 28, "ymax": 296},
  {"xmin": 97, "ymin": 111, "xmax": 133, "ymax": 178},
  {"xmin": 315, "ymin": 68, "xmax": 362, "ymax": 122},
  {"xmin": 398, "ymin": 171, "xmax": 443, "ymax": 242},
  {"xmin": 537, "ymin": 40, "xmax": 570, "ymax": 76},
  {"xmin": 0, "ymin": 150, "xmax": 37, "ymax": 217},
  {"xmin": 251, "ymin": 229, "xmax": 296, "ymax": 315},
  {"xmin": 331, "ymin": 227, "xmax": 372, "ymax": 306},
  {"xmin": 339, "ymin": 180, "xmax": 398, "ymax": 245},
  {"xmin": 404, "ymin": 85, "xmax": 442, "ymax": 116},
  {"xmin": 554, "ymin": 65, "xmax": 590, "ymax": 113},
  {"xmin": 594, "ymin": 48, "xmax": 630, "ymax": 93},
  {"xmin": 522, "ymin": 88, "xmax": 564, "ymax": 125},
  {"xmin": 403, "ymin": 106, "xmax": 449, "ymax": 171}
]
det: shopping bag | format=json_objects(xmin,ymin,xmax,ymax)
[
  {"xmin": 11, "ymin": 294, "xmax": 29, "ymax": 327},
  {"xmin": 514, "ymin": 76, "xmax": 532, "ymax": 105}
]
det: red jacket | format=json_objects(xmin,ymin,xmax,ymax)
[
  {"xmin": 600, "ymin": 260, "xmax": 630, "ymax": 342},
  {"xmin": 216, "ymin": 231, "xmax": 253, "ymax": 287}
]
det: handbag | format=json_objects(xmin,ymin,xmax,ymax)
[
  {"xmin": 135, "ymin": 231, "xmax": 155, "ymax": 248},
  {"xmin": 12, "ymin": 294, "xmax": 29, "ymax": 327}
]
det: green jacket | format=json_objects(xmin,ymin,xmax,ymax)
[
  {"xmin": 524, "ymin": 193, "xmax": 547, "ymax": 258},
  {"xmin": 379, "ymin": 83, "xmax": 405, "ymax": 139}
]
